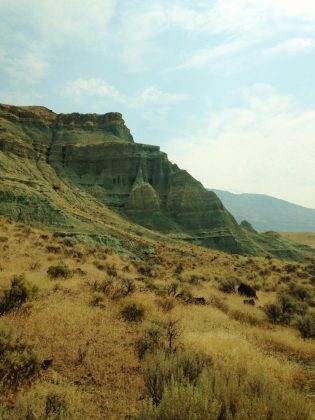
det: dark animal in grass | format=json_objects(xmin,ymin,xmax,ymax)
[
  {"xmin": 238, "ymin": 283, "xmax": 258, "ymax": 299},
  {"xmin": 192, "ymin": 297, "xmax": 206, "ymax": 305},
  {"xmin": 243, "ymin": 299, "xmax": 255, "ymax": 306}
]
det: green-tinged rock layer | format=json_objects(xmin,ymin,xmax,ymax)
[{"xmin": 0, "ymin": 103, "xmax": 314, "ymax": 261}]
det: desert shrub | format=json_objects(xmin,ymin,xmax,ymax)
[
  {"xmin": 93, "ymin": 260, "xmax": 105, "ymax": 270},
  {"xmin": 230, "ymin": 310, "xmax": 263, "ymax": 326},
  {"xmin": 92, "ymin": 278, "xmax": 113, "ymax": 295},
  {"xmin": 289, "ymin": 283, "xmax": 312, "ymax": 302},
  {"xmin": 156, "ymin": 297, "xmax": 175, "ymax": 312},
  {"xmin": 176, "ymin": 286, "xmax": 193, "ymax": 303},
  {"xmin": 90, "ymin": 292, "xmax": 105, "ymax": 307},
  {"xmin": 0, "ymin": 275, "xmax": 38, "ymax": 315},
  {"xmin": 0, "ymin": 323, "xmax": 41, "ymax": 390},
  {"xmin": 13, "ymin": 381, "xmax": 85, "ymax": 419},
  {"xmin": 295, "ymin": 314, "xmax": 315, "ymax": 340},
  {"xmin": 119, "ymin": 278, "xmax": 136, "ymax": 297},
  {"xmin": 121, "ymin": 302, "xmax": 145, "ymax": 323},
  {"xmin": 73, "ymin": 267, "xmax": 87, "ymax": 277},
  {"xmin": 218, "ymin": 277, "xmax": 236, "ymax": 294},
  {"xmin": 46, "ymin": 245, "xmax": 62, "ymax": 254},
  {"xmin": 92, "ymin": 277, "xmax": 135, "ymax": 300},
  {"xmin": 263, "ymin": 293, "xmax": 308, "ymax": 325},
  {"xmin": 166, "ymin": 280, "xmax": 179, "ymax": 297},
  {"xmin": 47, "ymin": 264, "xmax": 73, "ymax": 279},
  {"xmin": 278, "ymin": 293, "xmax": 307, "ymax": 322},
  {"xmin": 143, "ymin": 280, "xmax": 163, "ymax": 294},
  {"xmin": 137, "ymin": 263, "xmax": 154, "ymax": 277},
  {"xmin": 63, "ymin": 238, "xmax": 75, "ymax": 247},
  {"xmin": 174, "ymin": 263, "xmax": 183, "ymax": 274},
  {"xmin": 106, "ymin": 264, "xmax": 117, "ymax": 277},
  {"xmin": 189, "ymin": 274, "xmax": 203, "ymax": 285},
  {"xmin": 263, "ymin": 303, "xmax": 282, "ymax": 324},
  {"xmin": 209, "ymin": 296, "xmax": 229, "ymax": 313},
  {"xmin": 52, "ymin": 232, "xmax": 66, "ymax": 238},
  {"xmin": 285, "ymin": 264, "xmax": 297, "ymax": 273},
  {"xmin": 135, "ymin": 321, "xmax": 164, "ymax": 359},
  {"xmin": 141, "ymin": 349, "xmax": 212, "ymax": 404},
  {"xmin": 139, "ymin": 360, "xmax": 312, "ymax": 420}
]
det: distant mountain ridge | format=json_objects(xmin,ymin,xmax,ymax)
[{"xmin": 211, "ymin": 190, "xmax": 315, "ymax": 233}]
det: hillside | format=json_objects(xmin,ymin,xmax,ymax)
[
  {"xmin": 281, "ymin": 233, "xmax": 315, "ymax": 250},
  {"xmin": 0, "ymin": 104, "xmax": 314, "ymax": 261},
  {"xmin": 0, "ymin": 217, "xmax": 314, "ymax": 418},
  {"xmin": 211, "ymin": 189, "xmax": 315, "ymax": 233}
]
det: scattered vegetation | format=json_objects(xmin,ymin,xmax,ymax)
[
  {"xmin": 0, "ymin": 322, "xmax": 41, "ymax": 391},
  {"xmin": 121, "ymin": 302, "xmax": 145, "ymax": 323},
  {"xmin": 47, "ymin": 264, "xmax": 73, "ymax": 279},
  {"xmin": 0, "ymin": 275, "xmax": 38, "ymax": 315},
  {"xmin": 0, "ymin": 216, "xmax": 314, "ymax": 418}
]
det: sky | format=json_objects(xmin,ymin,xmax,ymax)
[{"xmin": 1, "ymin": 0, "xmax": 315, "ymax": 208}]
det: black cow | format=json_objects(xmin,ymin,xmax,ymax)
[{"xmin": 238, "ymin": 283, "xmax": 258, "ymax": 299}]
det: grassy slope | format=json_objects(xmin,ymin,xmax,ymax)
[
  {"xmin": 0, "ymin": 217, "xmax": 314, "ymax": 418},
  {"xmin": 281, "ymin": 233, "xmax": 315, "ymax": 250}
]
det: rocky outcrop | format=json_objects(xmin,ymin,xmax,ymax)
[{"xmin": 0, "ymin": 103, "xmax": 314, "ymax": 260}]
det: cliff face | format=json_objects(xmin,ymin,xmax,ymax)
[{"xmin": 0, "ymin": 104, "xmax": 313, "ymax": 260}]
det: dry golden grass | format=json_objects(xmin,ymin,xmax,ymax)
[
  {"xmin": 0, "ymin": 216, "xmax": 314, "ymax": 418},
  {"xmin": 281, "ymin": 232, "xmax": 315, "ymax": 250}
]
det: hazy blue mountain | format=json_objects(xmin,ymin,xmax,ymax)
[{"xmin": 210, "ymin": 190, "xmax": 315, "ymax": 232}]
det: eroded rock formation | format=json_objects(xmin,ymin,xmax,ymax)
[{"xmin": 0, "ymin": 103, "xmax": 313, "ymax": 260}]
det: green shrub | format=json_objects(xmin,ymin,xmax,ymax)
[
  {"xmin": 106, "ymin": 264, "xmax": 117, "ymax": 277},
  {"xmin": 141, "ymin": 349, "xmax": 212, "ymax": 404},
  {"xmin": 46, "ymin": 245, "xmax": 61, "ymax": 254},
  {"xmin": 289, "ymin": 283, "xmax": 312, "ymax": 302},
  {"xmin": 90, "ymin": 292, "xmax": 105, "ymax": 307},
  {"xmin": 166, "ymin": 280, "xmax": 179, "ymax": 297},
  {"xmin": 0, "ymin": 275, "xmax": 38, "ymax": 315},
  {"xmin": 139, "ymin": 358, "xmax": 312, "ymax": 420},
  {"xmin": 135, "ymin": 321, "xmax": 164, "ymax": 359},
  {"xmin": 47, "ymin": 265, "xmax": 73, "ymax": 279},
  {"xmin": 121, "ymin": 303, "xmax": 145, "ymax": 323},
  {"xmin": 263, "ymin": 303, "xmax": 283, "ymax": 324},
  {"xmin": 113, "ymin": 278, "xmax": 135, "ymax": 299},
  {"xmin": 92, "ymin": 278, "xmax": 113, "ymax": 295},
  {"xmin": 13, "ymin": 381, "xmax": 85, "ymax": 419},
  {"xmin": 263, "ymin": 293, "xmax": 308, "ymax": 325},
  {"xmin": 218, "ymin": 277, "xmax": 236, "ymax": 294},
  {"xmin": 295, "ymin": 314, "xmax": 315, "ymax": 340},
  {"xmin": 156, "ymin": 297, "xmax": 175, "ymax": 312},
  {"xmin": 0, "ymin": 323, "xmax": 41, "ymax": 390}
]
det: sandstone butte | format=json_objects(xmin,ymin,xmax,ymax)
[{"xmin": 0, "ymin": 103, "xmax": 314, "ymax": 261}]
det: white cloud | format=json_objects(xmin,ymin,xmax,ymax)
[
  {"xmin": 165, "ymin": 85, "xmax": 315, "ymax": 208},
  {"xmin": 0, "ymin": 46, "xmax": 49, "ymax": 84},
  {"xmin": 63, "ymin": 78, "xmax": 187, "ymax": 107},
  {"xmin": 0, "ymin": 0, "xmax": 117, "ymax": 84},
  {"xmin": 266, "ymin": 38, "xmax": 315, "ymax": 54},
  {"xmin": 63, "ymin": 79, "xmax": 123, "ymax": 103},
  {"xmin": 178, "ymin": 40, "xmax": 250, "ymax": 69},
  {"xmin": 116, "ymin": 0, "xmax": 315, "ymax": 71},
  {"xmin": 136, "ymin": 87, "xmax": 187, "ymax": 105},
  {"xmin": 1, "ymin": 0, "xmax": 117, "ymax": 46}
]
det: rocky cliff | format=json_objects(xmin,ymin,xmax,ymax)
[{"xmin": 0, "ymin": 104, "xmax": 313, "ymax": 260}]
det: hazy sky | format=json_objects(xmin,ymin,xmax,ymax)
[{"xmin": 1, "ymin": 0, "xmax": 315, "ymax": 208}]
